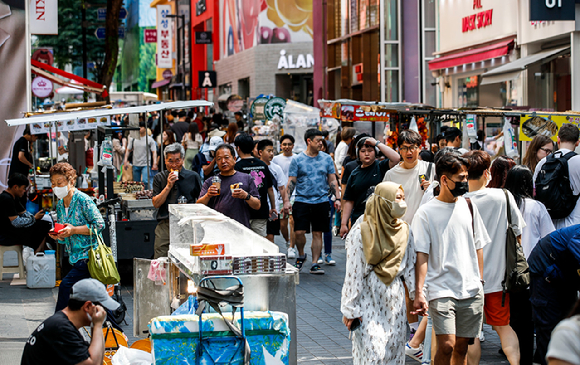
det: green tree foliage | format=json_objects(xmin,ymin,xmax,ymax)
[{"xmin": 33, "ymin": 0, "xmax": 106, "ymax": 81}]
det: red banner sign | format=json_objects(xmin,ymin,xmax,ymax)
[
  {"xmin": 144, "ymin": 29, "xmax": 157, "ymax": 43},
  {"xmin": 340, "ymin": 105, "xmax": 390, "ymax": 122}
]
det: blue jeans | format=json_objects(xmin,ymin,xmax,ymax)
[
  {"xmin": 323, "ymin": 198, "xmax": 334, "ymax": 255},
  {"xmin": 55, "ymin": 259, "xmax": 91, "ymax": 312},
  {"xmin": 422, "ymin": 315, "xmax": 433, "ymax": 364},
  {"xmin": 133, "ymin": 166, "xmax": 151, "ymax": 189}
]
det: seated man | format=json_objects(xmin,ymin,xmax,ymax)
[
  {"xmin": 0, "ymin": 173, "xmax": 50, "ymax": 253},
  {"xmin": 152, "ymin": 143, "xmax": 202, "ymax": 259},
  {"xmin": 21, "ymin": 278, "xmax": 120, "ymax": 365},
  {"xmin": 197, "ymin": 144, "xmax": 261, "ymax": 228},
  {"xmin": 528, "ymin": 224, "xmax": 580, "ymax": 365}
]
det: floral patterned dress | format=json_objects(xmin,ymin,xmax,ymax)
[{"xmin": 341, "ymin": 221, "xmax": 416, "ymax": 365}]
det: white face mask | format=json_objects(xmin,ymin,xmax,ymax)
[
  {"xmin": 53, "ymin": 185, "xmax": 69, "ymax": 200},
  {"xmin": 373, "ymin": 193, "xmax": 408, "ymax": 219}
]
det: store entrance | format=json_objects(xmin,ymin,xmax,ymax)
[{"xmin": 275, "ymin": 73, "xmax": 313, "ymax": 106}]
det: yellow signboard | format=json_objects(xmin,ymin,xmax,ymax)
[{"xmin": 519, "ymin": 114, "xmax": 580, "ymax": 142}]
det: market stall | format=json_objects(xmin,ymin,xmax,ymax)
[
  {"xmin": 5, "ymin": 100, "xmax": 213, "ymax": 269},
  {"xmin": 133, "ymin": 204, "xmax": 299, "ymax": 364}
]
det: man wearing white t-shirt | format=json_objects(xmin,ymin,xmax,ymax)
[
  {"xmin": 272, "ymin": 134, "xmax": 297, "ymax": 257},
  {"xmin": 533, "ymin": 123, "xmax": 580, "ymax": 229},
  {"xmin": 383, "ymin": 130, "xmax": 435, "ymax": 225},
  {"xmin": 412, "ymin": 153, "xmax": 490, "ymax": 365},
  {"xmin": 258, "ymin": 139, "xmax": 290, "ymax": 243},
  {"xmin": 464, "ymin": 150, "xmax": 525, "ymax": 365}
]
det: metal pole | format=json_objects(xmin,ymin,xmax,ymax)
[
  {"xmin": 182, "ymin": 15, "xmax": 185, "ymax": 100},
  {"xmin": 82, "ymin": 0, "xmax": 88, "ymax": 102},
  {"xmin": 160, "ymin": 111, "xmax": 165, "ymax": 172},
  {"xmin": 145, "ymin": 114, "xmax": 151, "ymax": 189}
]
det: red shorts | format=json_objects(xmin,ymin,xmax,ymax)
[{"xmin": 484, "ymin": 291, "xmax": 510, "ymax": 326}]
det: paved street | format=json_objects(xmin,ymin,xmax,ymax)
[{"xmin": 0, "ymin": 234, "xmax": 509, "ymax": 364}]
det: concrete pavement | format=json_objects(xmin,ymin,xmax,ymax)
[{"xmin": 1, "ymin": 234, "xmax": 509, "ymax": 365}]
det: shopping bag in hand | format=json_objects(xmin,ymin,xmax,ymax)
[{"xmin": 88, "ymin": 228, "xmax": 120, "ymax": 285}]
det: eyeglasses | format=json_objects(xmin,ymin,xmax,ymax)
[
  {"xmin": 400, "ymin": 146, "xmax": 419, "ymax": 153},
  {"xmin": 539, "ymin": 147, "xmax": 553, "ymax": 155}
]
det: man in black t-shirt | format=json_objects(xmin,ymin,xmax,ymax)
[
  {"xmin": 0, "ymin": 174, "xmax": 50, "ymax": 252},
  {"xmin": 340, "ymin": 136, "xmax": 399, "ymax": 237},
  {"xmin": 21, "ymin": 278, "xmax": 119, "ymax": 365},
  {"xmin": 9, "ymin": 126, "xmax": 37, "ymax": 178},
  {"xmin": 234, "ymin": 133, "xmax": 276, "ymax": 237}
]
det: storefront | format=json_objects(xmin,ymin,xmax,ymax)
[
  {"xmin": 430, "ymin": 0, "xmax": 518, "ymax": 108},
  {"xmin": 214, "ymin": 0, "xmax": 314, "ymax": 109}
]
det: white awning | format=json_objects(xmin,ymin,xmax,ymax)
[
  {"xmin": 481, "ymin": 47, "xmax": 569, "ymax": 84},
  {"xmin": 5, "ymin": 100, "xmax": 213, "ymax": 127}
]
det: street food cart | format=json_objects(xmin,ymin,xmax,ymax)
[{"xmin": 133, "ymin": 204, "xmax": 299, "ymax": 364}]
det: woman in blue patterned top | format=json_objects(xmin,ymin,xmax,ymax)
[{"xmin": 48, "ymin": 162, "xmax": 105, "ymax": 311}]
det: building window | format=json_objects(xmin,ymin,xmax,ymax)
[
  {"xmin": 422, "ymin": 0, "xmax": 437, "ymax": 106},
  {"xmin": 380, "ymin": 0, "xmax": 401, "ymax": 102}
]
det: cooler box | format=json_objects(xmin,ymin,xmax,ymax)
[{"xmin": 149, "ymin": 311, "xmax": 290, "ymax": 365}]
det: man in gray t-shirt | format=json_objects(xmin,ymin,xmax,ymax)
[{"xmin": 124, "ymin": 121, "xmax": 158, "ymax": 188}]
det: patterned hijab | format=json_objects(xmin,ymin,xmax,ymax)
[{"xmin": 360, "ymin": 182, "xmax": 409, "ymax": 287}]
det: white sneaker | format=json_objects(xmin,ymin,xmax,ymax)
[
  {"xmin": 317, "ymin": 258, "xmax": 323, "ymax": 264},
  {"xmin": 405, "ymin": 342, "xmax": 423, "ymax": 362},
  {"xmin": 287, "ymin": 247, "xmax": 297, "ymax": 259}
]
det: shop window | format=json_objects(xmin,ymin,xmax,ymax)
[
  {"xmin": 457, "ymin": 76, "xmax": 479, "ymax": 108},
  {"xmin": 238, "ymin": 78, "xmax": 250, "ymax": 100},
  {"xmin": 424, "ymin": 0, "xmax": 436, "ymax": 29},
  {"xmin": 384, "ymin": 0, "xmax": 398, "ymax": 41},
  {"xmin": 424, "ymin": 61, "xmax": 436, "ymax": 107},
  {"xmin": 385, "ymin": 70, "xmax": 399, "ymax": 102},
  {"xmin": 384, "ymin": 44, "xmax": 399, "ymax": 67}
]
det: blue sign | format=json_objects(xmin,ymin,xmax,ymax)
[
  {"xmin": 87, "ymin": 62, "xmax": 95, "ymax": 69},
  {"xmin": 97, "ymin": 7, "xmax": 127, "ymax": 21},
  {"xmin": 95, "ymin": 27, "xmax": 125, "ymax": 40}
]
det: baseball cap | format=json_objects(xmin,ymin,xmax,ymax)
[
  {"xmin": 208, "ymin": 136, "xmax": 225, "ymax": 151},
  {"xmin": 69, "ymin": 278, "xmax": 120, "ymax": 311}
]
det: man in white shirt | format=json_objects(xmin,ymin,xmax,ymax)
[
  {"xmin": 533, "ymin": 123, "xmax": 580, "ymax": 229},
  {"xmin": 464, "ymin": 150, "xmax": 525, "ymax": 365},
  {"xmin": 412, "ymin": 153, "xmax": 490, "ymax": 365},
  {"xmin": 383, "ymin": 130, "xmax": 435, "ymax": 225},
  {"xmin": 273, "ymin": 134, "xmax": 297, "ymax": 257},
  {"xmin": 334, "ymin": 127, "xmax": 356, "ymax": 175}
]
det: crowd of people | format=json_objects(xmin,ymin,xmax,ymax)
[{"xmin": 3, "ymin": 107, "xmax": 580, "ymax": 365}]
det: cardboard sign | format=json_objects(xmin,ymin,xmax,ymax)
[{"xmin": 190, "ymin": 243, "xmax": 226, "ymax": 256}]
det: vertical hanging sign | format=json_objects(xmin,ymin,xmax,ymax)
[
  {"xmin": 29, "ymin": 0, "xmax": 58, "ymax": 34},
  {"xmin": 156, "ymin": 5, "xmax": 173, "ymax": 69}
]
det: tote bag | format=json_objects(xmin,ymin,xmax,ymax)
[{"xmin": 88, "ymin": 228, "xmax": 120, "ymax": 285}]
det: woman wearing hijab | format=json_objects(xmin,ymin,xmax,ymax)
[{"xmin": 341, "ymin": 182, "xmax": 417, "ymax": 364}]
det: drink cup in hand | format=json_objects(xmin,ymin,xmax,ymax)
[{"xmin": 211, "ymin": 176, "xmax": 221, "ymax": 194}]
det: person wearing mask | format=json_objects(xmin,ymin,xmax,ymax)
[
  {"xmin": 197, "ymin": 145, "xmax": 260, "ymax": 228},
  {"xmin": 335, "ymin": 127, "xmax": 356, "ymax": 175},
  {"xmin": 522, "ymin": 135, "xmax": 555, "ymax": 173},
  {"xmin": 341, "ymin": 182, "xmax": 416, "ymax": 364},
  {"xmin": 124, "ymin": 121, "xmax": 158, "ymax": 189},
  {"xmin": 234, "ymin": 133, "xmax": 276, "ymax": 237},
  {"xmin": 171, "ymin": 111, "xmax": 189, "ymax": 143},
  {"xmin": 340, "ymin": 136, "xmax": 400, "ymax": 237},
  {"xmin": 443, "ymin": 127, "xmax": 469, "ymax": 154},
  {"xmin": 0, "ymin": 173, "xmax": 51, "ymax": 253},
  {"xmin": 273, "ymin": 135, "xmax": 297, "ymax": 258},
  {"xmin": 257, "ymin": 139, "xmax": 290, "ymax": 243},
  {"xmin": 21, "ymin": 279, "xmax": 119, "ymax": 365},
  {"xmin": 48, "ymin": 163, "xmax": 105, "ymax": 312},
  {"xmin": 505, "ymin": 165, "xmax": 555, "ymax": 365},
  {"xmin": 463, "ymin": 150, "xmax": 525, "ymax": 365},
  {"xmin": 182, "ymin": 122, "xmax": 202, "ymax": 171},
  {"xmin": 528, "ymin": 225, "xmax": 580, "ymax": 365},
  {"xmin": 286, "ymin": 129, "xmax": 341, "ymax": 275},
  {"xmin": 152, "ymin": 143, "xmax": 202, "ymax": 259},
  {"xmin": 488, "ymin": 156, "xmax": 516, "ymax": 189},
  {"xmin": 533, "ymin": 123, "xmax": 580, "ymax": 229},
  {"xmin": 412, "ymin": 154, "xmax": 490, "ymax": 365},
  {"xmin": 9, "ymin": 126, "xmax": 37, "ymax": 178}
]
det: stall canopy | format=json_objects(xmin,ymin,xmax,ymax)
[
  {"xmin": 32, "ymin": 59, "xmax": 108, "ymax": 97},
  {"xmin": 480, "ymin": 47, "xmax": 569, "ymax": 85},
  {"xmin": 5, "ymin": 100, "xmax": 213, "ymax": 127},
  {"xmin": 428, "ymin": 39, "xmax": 514, "ymax": 71}
]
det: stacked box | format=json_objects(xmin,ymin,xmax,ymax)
[
  {"xmin": 149, "ymin": 311, "xmax": 290, "ymax": 365},
  {"xmin": 232, "ymin": 254, "xmax": 287, "ymax": 275}
]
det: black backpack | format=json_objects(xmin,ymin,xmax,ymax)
[{"xmin": 535, "ymin": 151, "xmax": 579, "ymax": 219}]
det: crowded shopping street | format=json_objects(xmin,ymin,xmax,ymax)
[{"xmin": 1, "ymin": 1, "xmax": 580, "ymax": 365}]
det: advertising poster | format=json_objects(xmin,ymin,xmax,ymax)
[
  {"xmin": 340, "ymin": 105, "xmax": 390, "ymax": 122},
  {"xmin": 0, "ymin": 0, "xmax": 26, "ymax": 189},
  {"xmin": 221, "ymin": 0, "xmax": 313, "ymax": 58},
  {"xmin": 519, "ymin": 114, "xmax": 580, "ymax": 142}
]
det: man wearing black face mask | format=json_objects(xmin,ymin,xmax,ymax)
[{"xmin": 411, "ymin": 154, "xmax": 491, "ymax": 365}]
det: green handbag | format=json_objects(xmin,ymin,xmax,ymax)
[{"xmin": 88, "ymin": 228, "xmax": 120, "ymax": 285}]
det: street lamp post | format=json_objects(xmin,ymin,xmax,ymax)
[{"xmin": 166, "ymin": 14, "xmax": 185, "ymax": 100}]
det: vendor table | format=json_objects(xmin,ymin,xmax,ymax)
[{"xmin": 133, "ymin": 204, "xmax": 300, "ymax": 365}]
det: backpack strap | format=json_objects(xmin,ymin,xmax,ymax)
[
  {"xmin": 426, "ymin": 162, "xmax": 434, "ymax": 180},
  {"xmin": 502, "ymin": 188, "xmax": 511, "ymax": 306},
  {"xmin": 465, "ymin": 197, "xmax": 474, "ymax": 234},
  {"xmin": 503, "ymin": 189, "xmax": 513, "ymax": 226}
]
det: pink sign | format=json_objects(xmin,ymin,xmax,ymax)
[
  {"xmin": 31, "ymin": 76, "xmax": 53, "ymax": 98},
  {"xmin": 144, "ymin": 29, "xmax": 157, "ymax": 43}
]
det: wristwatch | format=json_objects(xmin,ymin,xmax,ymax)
[{"xmin": 245, "ymin": 192, "xmax": 251, "ymax": 201}]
